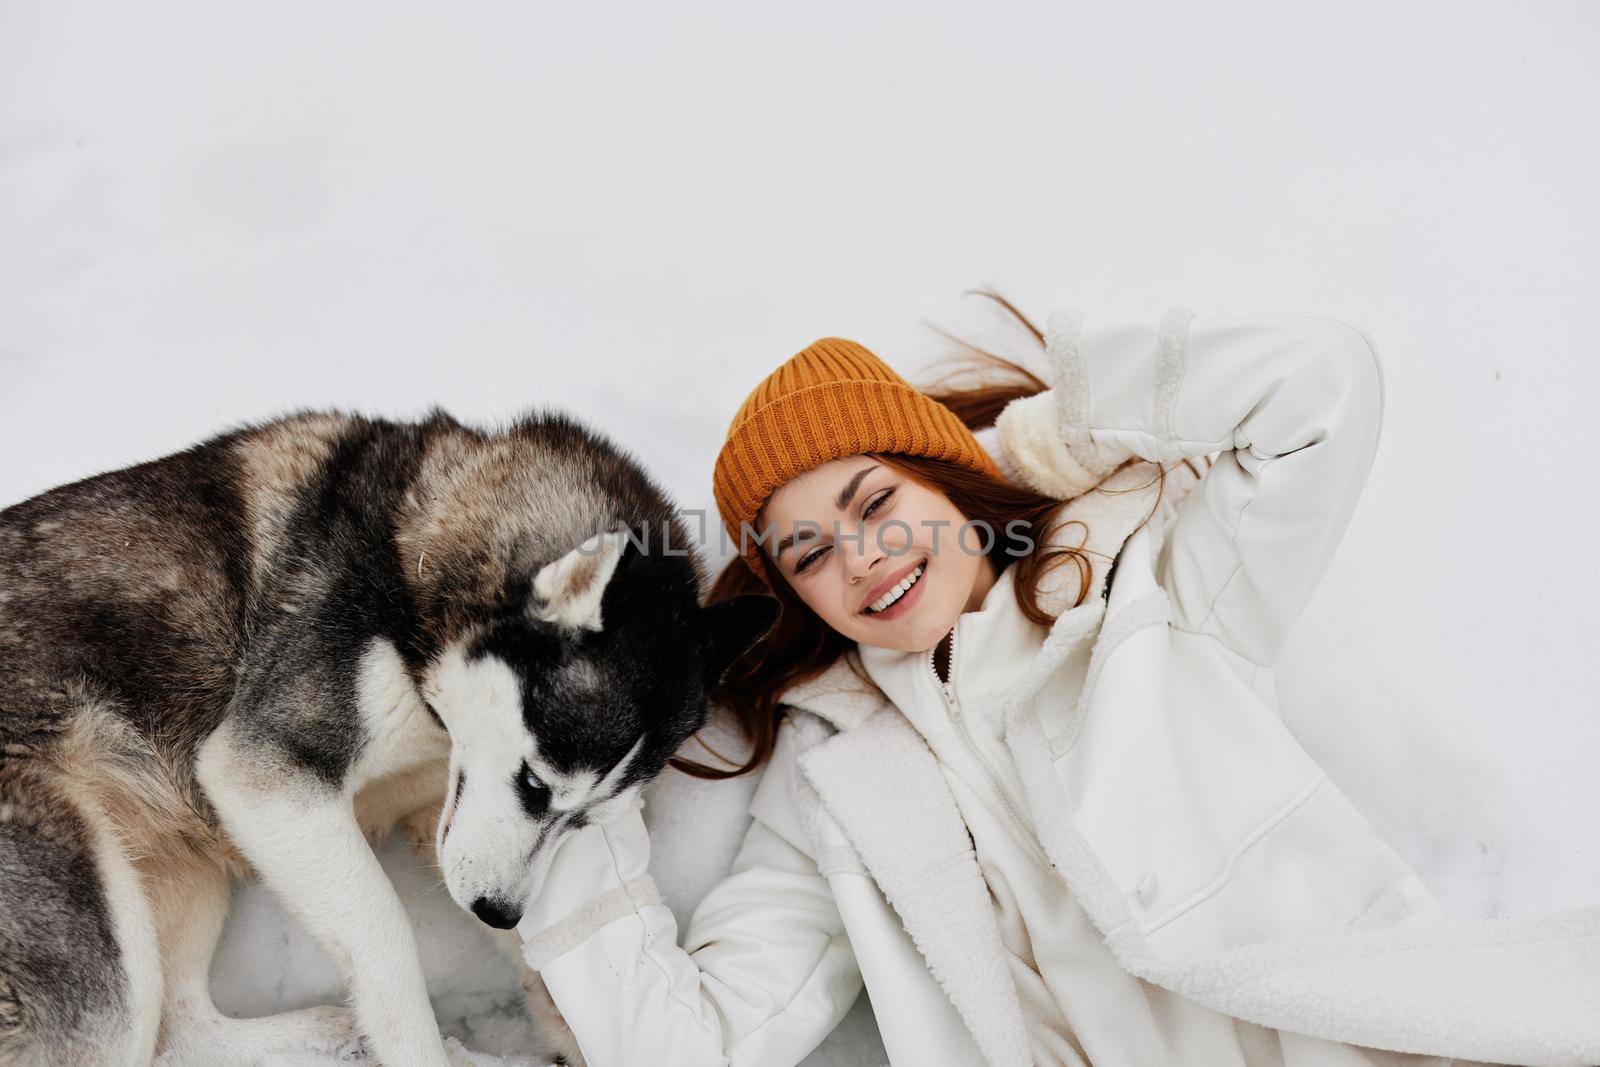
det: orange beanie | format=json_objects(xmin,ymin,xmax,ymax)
[{"xmin": 712, "ymin": 336, "xmax": 1004, "ymax": 586}]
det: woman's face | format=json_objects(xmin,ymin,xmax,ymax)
[{"xmin": 758, "ymin": 454, "xmax": 997, "ymax": 652}]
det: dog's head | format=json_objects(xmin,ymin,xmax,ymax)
[{"xmin": 421, "ymin": 527, "xmax": 776, "ymax": 930}]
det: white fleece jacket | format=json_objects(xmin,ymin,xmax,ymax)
[{"xmin": 518, "ymin": 307, "xmax": 1600, "ymax": 1067}]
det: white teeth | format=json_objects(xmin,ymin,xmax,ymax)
[{"xmin": 867, "ymin": 563, "xmax": 924, "ymax": 614}]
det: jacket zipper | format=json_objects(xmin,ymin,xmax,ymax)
[{"xmin": 932, "ymin": 622, "xmax": 1052, "ymax": 868}]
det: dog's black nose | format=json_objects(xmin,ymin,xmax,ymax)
[{"xmin": 470, "ymin": 896, "xmax": 522, "ymax": 930}]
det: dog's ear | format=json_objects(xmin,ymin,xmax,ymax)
[
  {"xmin": 531, "ymin": 528, "xmax": 629, "ymax": 632},
  {"xmin": 697, "ymin": 593, "xmax": 780, "ymax": 688}
]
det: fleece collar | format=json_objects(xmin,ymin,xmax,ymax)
[
  {"xmin": 798, "ymin": 705, "xmax": 1034, "ymax": 1067},
  {"xmin": 784, "ymin": 458, "xmax": 1177, "ymax": 1067},
  {"xmin": 780, "ymin": 456, "xmax": 1169, "ymax": 731}
]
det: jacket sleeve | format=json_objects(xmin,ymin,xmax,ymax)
[
  {"xmin": 515, "ymin": 720, "xmax": 863, "ymax": 1067},
  {"xmin": 992, "ymin": 306, "xmax": 1385, "ymax": 667}
]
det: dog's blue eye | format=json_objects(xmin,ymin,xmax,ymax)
[{"xmin": 518, "ymin": 767, "xmax": 553, "ymax": 817}]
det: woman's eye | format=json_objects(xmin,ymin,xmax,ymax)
[
  {"xmin": 795, "ymin": 545, "xmax": 828, "ymax": 574},
  {"xmin": 862, "ymin": 488, "xmax": 895, "ymax": 520}
]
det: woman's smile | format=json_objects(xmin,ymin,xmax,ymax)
[{"xmin": 860, "ymin": 557, "xmax": 929, "ymax": 619}]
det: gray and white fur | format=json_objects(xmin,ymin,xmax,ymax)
[{"xmin": 0, "ymin": 408, "xmax": 777, "ymax": 1067}]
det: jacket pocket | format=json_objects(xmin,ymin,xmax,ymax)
[
  {"xmin": 1051, "ymin": 626, "xmax": 1332, "ymax": 941},
  {"xmin": 1137, "ymin": 772, "xmax": 1437, "ymax": 957}
]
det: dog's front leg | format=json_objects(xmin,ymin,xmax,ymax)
[{"xmin": 198, "ymin": 723, "xmax": 450, "ymax": 1067}]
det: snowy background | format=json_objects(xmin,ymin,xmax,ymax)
[{"xmin": 3, "ymin": 1, "xmax": 1598, "ymax": 1064}]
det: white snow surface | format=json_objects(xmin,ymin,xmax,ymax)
[{"xmin": 2, "ymin": 3, "xmax": 1597, "ymax": 1065}]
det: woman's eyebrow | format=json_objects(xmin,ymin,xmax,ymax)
[
  {"xmin": 774, "ymin": 528, "xmax": 814, "ymax": 559},
  {"xmin": 834, "ymin": 464, "xmax": 880, "ymax": 510}
]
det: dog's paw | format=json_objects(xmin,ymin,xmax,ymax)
[
  {"xmin": 256, "ymin": 1053, "xmax": 369, "ymax": 1067},
  {"xmin": 299, "ymin": 1005, "xmax": 368, "ymax": 1059},
  {"xmin": 160, "ymin": 1005, "xmax": 369, "ymax": 1067},
  {"xmin": 519, "ymin": 971, "xmax": 586, "ymax": 1067},
  {"xmin": 541, "ymin": 1041, "xmax": 585, "ymax": 1067}
]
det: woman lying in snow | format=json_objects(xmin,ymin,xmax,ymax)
[{"xmin": 515, "ymin": 295, "xmax": 1600, "ymax": 1067}]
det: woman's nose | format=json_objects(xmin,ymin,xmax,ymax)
[{"xmin": 841, "ymin": 541, "xmax": 879, "ymax": 583}]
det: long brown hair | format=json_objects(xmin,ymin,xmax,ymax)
[{"xmin": 671, "ymin": 290, "xmax": 1163, "ymax": 779}]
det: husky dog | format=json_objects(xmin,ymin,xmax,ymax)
[{"xmin": 0, "ymin": 409, "xmax": 777, "ymax": 1067}]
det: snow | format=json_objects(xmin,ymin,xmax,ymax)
[{"xmin": 2, "ymin": 2, "xmax": 1597, "ymax": 1064}]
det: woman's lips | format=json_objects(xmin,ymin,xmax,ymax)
[{"xmin": 860, "ymin": 556, "xmax": 929, "ymax": 621}]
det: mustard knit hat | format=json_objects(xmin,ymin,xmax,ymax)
[{"xmin": 712, "ymin": 336, "xmax": 1004, "ymax": 586}]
